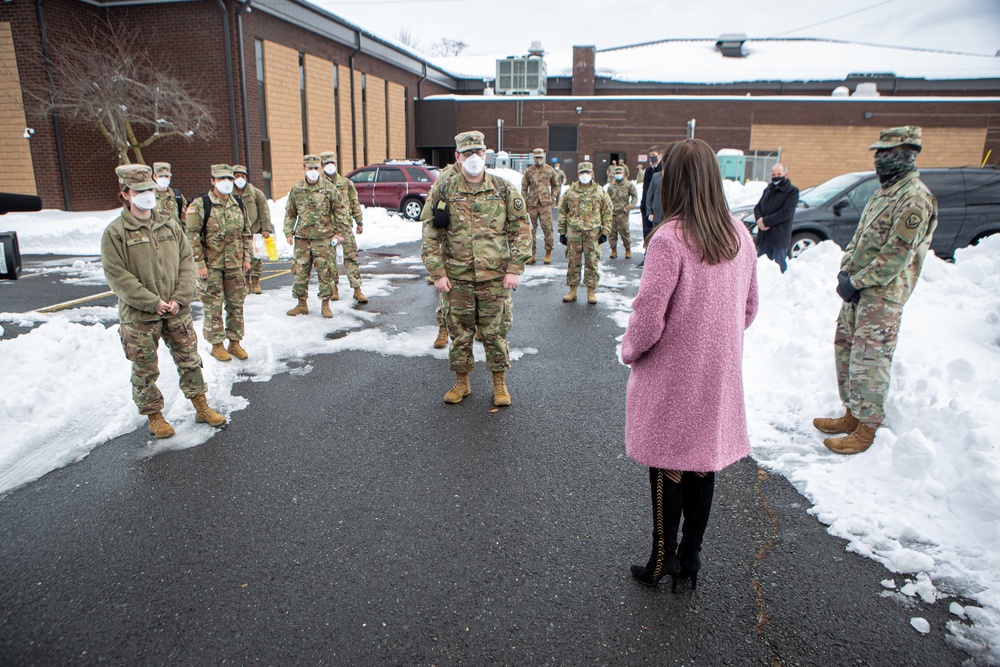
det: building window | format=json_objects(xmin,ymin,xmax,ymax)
[
  {"xmin": 549, "ymin": 125, "xmax": 578, "ymax": 152},
  {"xmin": 255, "ymin": 39, "xmax": 271, "ymax": 199},
  {"xmin": 385, "ymin": 80, "xmax": 391, "ymax": 159},
  {"xmin": 300, "ymin": 53, "xmax": 308, "ymax": 154}
]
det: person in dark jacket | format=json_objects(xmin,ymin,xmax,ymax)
[
  {"xmin": 637, "ymin": 146, "xmax": 663, "ymax": 267},
  {"xmin": 753, "ymin": 164, "xmax": 799, "ymax": 272}
]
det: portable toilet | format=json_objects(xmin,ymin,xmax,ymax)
[{"xmin": 716, "ymin": 149, "xmax": 746, "ymax": 184}]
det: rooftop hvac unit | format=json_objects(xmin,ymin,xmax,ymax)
[{"xmin": 495, "ymin": 56, "xmax": 547, "ymax": 96}]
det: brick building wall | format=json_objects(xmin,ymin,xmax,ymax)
[
  {"xmin": 387, "ymin": 82, "xmax": 407, "ymax": 159},
  {"xmin": 0, "ymin": 22, "xmax": 36, "ymax": 196},
  {"xmin": 336, "ymin": 64, "xmax": 355, "ymax": 172},
  {"xmin": 304, "ymin": 54, "xmax": 337, "ymax": 159},
  {"xmin": 365, "ymin": 74, "xmax": 387, "ymax": 165},
  {"xmin": 262, "ymin": 40, "xmax": 302, "ymax": 197}
]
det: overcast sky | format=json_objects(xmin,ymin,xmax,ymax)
[{"xmin": 316, "ymin": 0, "xmax": 1000, "ymax": 59}]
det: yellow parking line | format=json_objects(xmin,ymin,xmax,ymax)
[{"xmin": 36, "ymin": 291, "xmax": 115, "ymax": 314}]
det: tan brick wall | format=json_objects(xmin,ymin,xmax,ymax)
[
  {"xmin": 337, "ymin": 65, "xmax": 354, "ymax": 172},
  {"xmin": 751, "ymin": 124, "xmax": 988, "ymax": 189},
  {"xmin": 0, "ymin": 22, "xmax": 36, "ymax": 196},
  {"xmin": 304, "ymin": 54, "xmax": 336, "ymax": 158},
  {"xmin": 365, "ymin": 74, "xmax": 387, "ymax": 164},
  {"xmin": 263, "ymin": 41, "xmax": 303, "ymax": 197},
  {"xmin": 387, "ymin": 82, "xmax": 406, "ymax": 160},
  {"xmin": 354, "ymin": 72, "xmax": 364, "ymax": 165}
]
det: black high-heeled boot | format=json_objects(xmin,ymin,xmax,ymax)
[
  {"xmin": 677, "ymin": 471, "xmax": 716, "ymax": 591},
  {"xmin": 631, "ymin": 468, "xmax": 683, "ymax": 588}
]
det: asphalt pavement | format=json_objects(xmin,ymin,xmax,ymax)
[{"xmin": 0, "ymin": 242, "xmax": 974, "ymax": 665}]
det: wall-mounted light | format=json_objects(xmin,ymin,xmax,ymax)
[
  {"xmin": 23, "ymin": 128, "xmax": 35, "ymax": 140},
  {"xmin": 863, "ymin": 111, "xmax": 874, "ymax": 120},
  {"xmin": 575, "ymin": 106, "xmax": 582, "ymax": 114}
]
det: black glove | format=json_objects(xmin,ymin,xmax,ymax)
[
  {"xmin": 837, "ymin": 271, "xmax": 860, "ymax": 304},
  {"xmin": 559, "ymin": 234, "xmax": 567, "ymax": 246},
  {"xmin": 598, "ymin": 233, "xmax": 608, "ymax": 244}
]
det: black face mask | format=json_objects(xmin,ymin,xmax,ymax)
[
  {"xmin": 649, "ymin": 155, "xmax": 660, "ymax": 165},
  {"xmin": 771, "ymin": 176, "xmax": 785, "ymax": 187},
  {"xmin": 874, "ymin": 148, "xmax": 917, "ymax": 186}
]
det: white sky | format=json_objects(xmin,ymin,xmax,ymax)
[{"xmin": 316, "ymin": 0, "xmax": 1000, "ymax": 58}]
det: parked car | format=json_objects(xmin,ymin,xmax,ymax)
[
  {"xmin": 733, "ymin": 167, "xmax": 1000, "ymax": 260},
  {"xmin": 346, "ymin": 161, "xmax": 439, "ymax": 220}
]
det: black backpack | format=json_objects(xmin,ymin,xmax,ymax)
[{"xmin": 200, "ymin": 193, "xmax": 246, "ymax": 225}]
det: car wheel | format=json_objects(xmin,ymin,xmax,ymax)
[
  {"xmin": 790, "ymin": 232, "xmax": 822, "ymax": 258},
  {"xmin": 401, "ymin": 198, "xmax": 424, "ymax": 220}
]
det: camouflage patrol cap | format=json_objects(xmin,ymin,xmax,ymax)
[
  {"xmin": 532, "ymin": 148, "xmax": 545, "ymax": 157},
  {"xmin": 869, "ymin": 126, "xmax": 922, "ymax": 153},
  {"xmin": 454, "ymin": 130, "xmax": 486, "ymax": 152},
  {"xmin": 577, "ymin": 161, "xmax": 594, "ymax": 173},
  {"xmin": 152, "ymin": 162, "xmax": 172, "ymax": 177},
  {"xmin": 115, "ymin": 164, "xmax": 157, "ymax": 191},
  {"xmin": 319, "ymin": 151, "xmax": 337, "ymax": 164},
  {"xmin": 232, "ymin": 164, "xmax": 248, "ymax": 175},
  {"xmin": 303, "ymin": 155, "xmax": 322, "ymax": 168},
  {"xmin": 211, "ymin": 164, "xmax": 234, "ymax": 179},
  {"xmin": 613, "ymin": 166, "xmax": 625, "ymax": 175}
]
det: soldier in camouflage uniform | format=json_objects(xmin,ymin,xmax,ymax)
[
  {"xmin": 421, "ymin": 130, "xmax": 531, "ymax": 407},
  {"xmin": 558, "ymin": 162, "xmax": 613, "ymax": 304},
  {"xmin": 520, "ymin": 148, "xmax": 559, "ymax": 265},
  {"xmin": 185, "ymin": 164, "xmax": 253, "ymax": 362},
  {"xmin": 102, "ymin": 164, "xmax": 226, "ymax": 439},
  {"xmin": 553, "ymin": 164, "xmax": 566, "ymax": 204},
  {"xmin": 232, "ymin": 165, "xmax": 272, "ymax": 295},
  {"xmin": 320, "ymin": 151, "xmax": 368, "ymax": 303},
  {"xmin": 606, "ymin": 165, "xmax": 638, "ymax": 259},
  {"xmin": 814, "ymin": 126, "xmax": 938, "ymax": 455},
  {"xmin": 153, "ymin": 162, "xmax": 186, "ymax": 228},
  {"xmin": 284, "ymin": 154, "xmax": 349, "ymax": 319}
]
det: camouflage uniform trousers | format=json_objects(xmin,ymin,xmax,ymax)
[
  {"xmin": 608, "ymin": 211, "xmax": 632, "ymax": 254},
  {"xmin": 199, "ymin": 268, "xmax": 247, "ymax": 345},
  {"xmin": 527, "ymin": 203, "xmax": 554, "ymax": 258},
  {"xmin": 119, "ymin": 315, "xmax": 207, "ymax": 415},
  {"xmin": 566, "ymin": 229, "xmax": 601, "ymax": 288},
  {"xmin": 291, "ymin": 238, "xmax": 337, "ymax": 300},
  {"xmin": 834, "ymin": 291, "xmax": 903, "ymax": 425},
  {"xmin": 336, "ymin": 232, "xmax": 363, "ymax": 289},
  {"xmin": 443, "ymin": 277, "xmax": 513, "ymax": 373}
]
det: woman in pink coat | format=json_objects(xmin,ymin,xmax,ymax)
[{"xmin": 622, "ymin": 139, "xmax": 758, "ymax": 591}]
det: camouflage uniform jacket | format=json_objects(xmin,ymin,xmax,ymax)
[
  {"xmin": 155, "ymin": 188, "xmax": 186, "ymax": 226},
  {"xmin": 607, "ymin": 180, "xmax": 638, "ymax": 212},
  {"xmin": 325, "ymin": 172, "xmax": 364, "ymax": 233},
  {"xmin": 558, "ymin": 182, "xmax": 613, "ymax": 235},
  {"xmin": 101, "ymin": 208, "xmax": 197, "ymax": 324},
  {"xmin": 421, "ymin": 172, "xmax": 532, "ymax": 282},
  {"xmin": 520, "ymin": 164, "xmax": 558, "ymax": 207},
  {"xmin": 236, "ymin": 183, "xmax": 273, "ymax": 235},
  {"xmin": 185, "ymin": 191, "xmax": 252, "ymax": 271},
  {"xmin": 283, "ymin": 178, "xmax": 349, "ymax": 240},
  {"xmin": 841, "ymin": 171, "xmax": 938, "ymax": 305}
]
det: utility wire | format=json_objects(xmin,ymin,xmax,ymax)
[{"xmin": 769, "ymin": 0, "xmax": 900, "ymax": 38}]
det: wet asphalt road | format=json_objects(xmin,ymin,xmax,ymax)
[{"xmin": 0, "ymin": 242, "xmax": 973, "ymax": 665}]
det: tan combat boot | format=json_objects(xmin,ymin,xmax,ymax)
[
  {"xmin": 563, "ymin": 286, "xmax": 578, "ymax": 302},
  {"xmin": 353, "ymin": 287, "xmax": 368, "ymax": 304},
  {"xmin": 210, "ymin": 342, "xmax": 232, "ymax": 362},
  {"xmin": 443, "ymin": 372, "xmax": 471, "ymax": 404},
  {"xmin": 321, "ymin": 299, "xmax": 333, "ymax": 318},
  {"xmin": 227, "ymin": 340, "xmax": 248, "ymax": 360},
  {"xmin": 587, "ymin": 287, "xmax": 597, "ymax": 304},
  {"xmin": 824, "ymin": 423, "xmax": 877, "ymax": 455},
  {"xmin": 610, "ymin": 250, "xmax": 618, "ymax": 259},
  {"xmin": 331, "ymin": 284, "xmax": 340, "ymax": 301},
  {"xmin": 433, "ymin": 325, "xmax": 449, "ymax": 349},
  {"xmin": 287, "ymin": 299, "xmax": 309, "ymax": 316},
  {"xmin": 526, "ymin": 256, "xmax": 536, "ymax": 265},
  {"xmin": 625, "ymin": 248, "xmax": 632, "ymax": 259},
  {"xmin": 813, "ymin": 408, "xmax": 859, "ymax": 435},
  {"xmin": 543, "ymin": 250, "xmax": 552, "ymax": 264},
  {"xmin": 147, "ymin": 412, "xmax": 175, "ymax": 439},
  {"xmin": 492, "ymin": 370, "xmax": 511, "ymax": 407},
  {"xmin": 191, "ymin": 394, "xmax": 227, "ymax": 427},
  {"xmin": 251, "ymin": 276, "xmax": 262, "ymax": 294}
]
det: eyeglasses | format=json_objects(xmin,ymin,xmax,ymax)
[{"xmin": 460, "ymin": 149, "xmax": 486, "ymax": 158}]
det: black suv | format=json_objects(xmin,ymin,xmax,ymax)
[{"xmin": 735, "ymin": 167, "xmax": 1000, "ymax": 259}]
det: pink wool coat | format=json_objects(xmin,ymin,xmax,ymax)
[{"xmin": 622, "ymin": 217, "xmax": 759, "ymax": 472}]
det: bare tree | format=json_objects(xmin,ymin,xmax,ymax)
[
  {"xmin": 428, "ymin": 38, "xmax": 469, "ymax": 58},
  {"xmin": 395, "ymin": 28, "xmax": 423, "ymax": 53},
  {"xmin": 22, "ymin": 18, "xmax": 215, "ymax": 165}
]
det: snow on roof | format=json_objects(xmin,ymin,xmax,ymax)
[{"xmin": 433, "ymin": 38, "xmax": 1000, "ymax": 85}]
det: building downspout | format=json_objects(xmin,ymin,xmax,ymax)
[
  {"xmin": 348, "ymin": 31, "xmax": 361, "ymax": 168},
  {"xmin": 235, "ymin": 0, "xmax": 252, "ymax": 172},
  {"xmin": 217, "ymin": 0, "xmax": 240, "ymax": 163},
  {"xmin": 36, "ymin": 0, "xmax": 71, "ymax": 210},
  {"xmin": 417, "ymin": 62, "xmax": 427, "ymax": 100}
]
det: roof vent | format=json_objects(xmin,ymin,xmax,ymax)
[
  {"xmin": 716, "ymin": 33, "xmax": 748, "ymax": 58},
  {"xmin": 528, "ymin": 41, "xmax": 545, "ymax": 57},
  {"xmin": 852, "ymin": 82, "xmax": 880, "ymax": 97},
  {"xmin": 831, "ymin": 86, "xmax": 850, "ymax": 97}
]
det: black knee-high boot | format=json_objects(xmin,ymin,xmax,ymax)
[
  {"xmin": 631, "ymin": 468, "xmax": 683, "ymax": 588},
  {"xmin": 677, "ymin": 471, "xmax": 716, "ymax": 590}
]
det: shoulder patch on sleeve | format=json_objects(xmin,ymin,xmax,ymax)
[
  {"xmin": 186, "ymin": 205, "xmax": 196, "ymax": 214},
  {"xmin": 513, "ymin": 196, "xmax": 524, "ymax": 212},
  {"xmin": 903, "ymin": 207, "xmax": 923, "ymax": 229}
]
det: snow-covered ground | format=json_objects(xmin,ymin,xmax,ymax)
[{"xmin": 1, "ymin": 180, "xmax": 997, "ymax": 661}]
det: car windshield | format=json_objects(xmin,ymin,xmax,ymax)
[{"xmin": 800, "ymin": 173, "xmax": 867, "ymax": 208}]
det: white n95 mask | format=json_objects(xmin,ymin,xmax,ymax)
[
  {"xmin": 462, "ymin": 155, "xmax": 486, "ymax": 176},
  {"xmin": 131, "ymin": 191, "xmax": 157, "ymax": 211}
]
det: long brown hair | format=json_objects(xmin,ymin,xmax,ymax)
[{"xmin": 650, "ymin": 139, "xmax": 741, "ymax": 265}]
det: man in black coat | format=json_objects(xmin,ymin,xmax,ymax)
[
  {"xmin": 753, "ymin": 163, "xmax": 799, "ymax": 272},
  {"xmin": 637, "ymin": 145, "xmax": 662, "ymax": 267}
]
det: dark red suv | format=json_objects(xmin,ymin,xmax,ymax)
[{"xmin": 346, "ymin": 161, "xmax": 440, "ymax": 220}]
